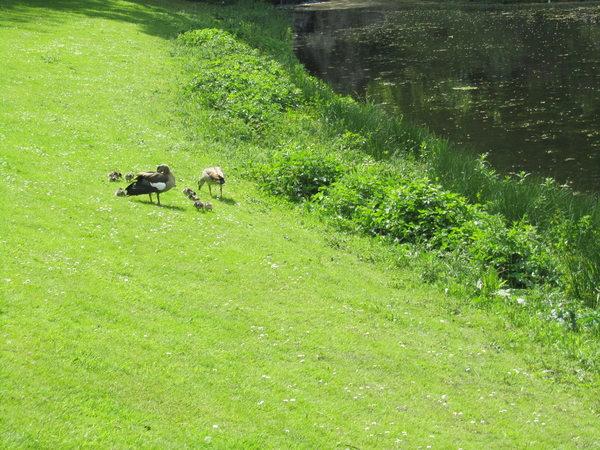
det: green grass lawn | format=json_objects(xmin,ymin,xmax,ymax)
[{"xmin": 1, "ymin": 0, "xmax": 599, "ymax": 448}]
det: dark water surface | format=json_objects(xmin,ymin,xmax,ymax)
[{"xmin": 292, "ymin": 1, "xmax": 600, "ymax": 192}]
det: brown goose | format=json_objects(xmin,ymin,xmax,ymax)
[
  {"xmin": 124, "ymin": 164, "xmax": 176, "ymax": 206},
  {"xmin": 198, "ymin": 167, "xmax": 225, "ymax": 198}
]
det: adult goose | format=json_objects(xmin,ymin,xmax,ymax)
[
  {"xmin": 125, "ymin": 164, "xmax": 176, "ymax": 205},
  {"xmin": 198, "ymin": 167, "xmax": 225, "ymax": 198}
]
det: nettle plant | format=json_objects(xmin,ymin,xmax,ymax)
[
  {"xmin": 179, "ymin": 28, "xmax": 302, "ymax": 127},
  {"xmin": 317, "ymin": 170, "xmax": 476, "ymax": 244},
  {"xmin": 460, "ymin": 214, "xmax": 557, "ymax": 289},
  {"xmin": 257, "ymin": 145, "xmax": 345, "ymax": 202},
  {"xmin": 314, "ymin": 166, "xmax": 557, "ymax": 289}
]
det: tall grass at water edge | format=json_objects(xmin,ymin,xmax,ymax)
[{"xmin": 424, "ymin": 141, "xmax": 600, "ymax": 305}]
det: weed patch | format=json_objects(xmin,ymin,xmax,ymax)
[
  {"xmin": 257, "ymin": 145, "xmax": 345, "ymax": 202},
  {"xmin": 180, "ymin": 28, "xmax": 302, "ymax": 130}
]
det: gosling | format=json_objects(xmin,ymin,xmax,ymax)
[{"xmin": 108, "ymin": 171, "xmax": 122, "ymax": 182}]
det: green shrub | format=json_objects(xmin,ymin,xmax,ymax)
[
  {"xmin": 371, "ymin": 181, "xmax": 475, "ymax": 243},
  {"xmin": 316, "ymin": 164, "xmax": 559, "ymax": 289},
  {"xmin": 179, "ymin": 29, "xmax": 302, "ymax": 127},
  {"xmin": 313, "ymin": 164, "xmax": 396, "ymax": 227},
  {"xmin": 462, "ymin": 215, "xmax": 556, "ymax": 289},
  {"xmin": 317, "ymin": 170, "xmax": 477, "ymax": 245},
  {"xmin": 257, "ymin": 146, "xmax": 345, "ymax": 202}
]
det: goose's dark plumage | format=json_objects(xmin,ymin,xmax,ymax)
[
  {"xmin": 198, "ymin": 167, "xmax": 225, "ymax": 198},
  {"xmin": 125, "ymin": 164, "xmax": 176, "ymax": 205}
]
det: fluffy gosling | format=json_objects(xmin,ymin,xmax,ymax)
[
  {"xmin": 108, "ymin": 171, "xmax": 122, "ymax": 182},
  {"xmin": 182, "ymin": 187, "xmax": 195, "ymax": 197}
]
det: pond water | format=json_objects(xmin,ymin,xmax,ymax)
[{"xmin": 292, "ymin": 1, "xmax": 600, "ymax": 192}]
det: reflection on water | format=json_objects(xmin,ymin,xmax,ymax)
[{"xmin": 292, "ymin": 1, "xmax": 600, "ymax": 192}]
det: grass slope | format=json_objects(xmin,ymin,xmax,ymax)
[{"xmin": 1, "ymin": 0, "xmax": 599, "ymax": 448}]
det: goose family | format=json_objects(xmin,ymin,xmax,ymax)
[{"xmin": 113, "ymin": 165, "xmax": 223, "ymax": 209}]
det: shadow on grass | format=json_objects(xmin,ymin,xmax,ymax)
[
  {"xmin": 126, "ymin": 199, "xmax": 187, "ymax": 210},
  {"xmin": 1, "ymin": 0, "xmax": 202, "ymax": 40},
  {"xmin": 2, "ymin": 0, "xmax": 295, "ymax": 66},
  {"xmin": 217, "ymin": 196, "xmax": 237, "ymax": 206},
  {"xmin": 160, "ymin": 204, "xmax": 187, "ymax": 211}
]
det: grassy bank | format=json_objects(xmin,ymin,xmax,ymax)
[
  {"xmin": 171, "ymin": 1, "xmax": 600, "ymax": 368},
  {"xmin": 2, "ymin": 0, "xmax": 600, "ymax": 448}
]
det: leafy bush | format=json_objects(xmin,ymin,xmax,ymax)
[
  {"xmin": 370, "ymin": 181, "xmax": 475, "ymax": 243},
  {"xmin": 461, "ymin": 215, "xmax": 556, "ymax": 289},
  {"xmin": 257, "ymin": 146, "xmax": 345, "ymax": 202},
  {"xmin": 316, "ymin": 165, "xmax": 559, "ymax": 289},
  {"xmin": 317, "ymin": 170, "xmax": 477, "ymax": 244},
  {"xmin": 313, "ymin": 164, "xmax": 396, "ymax": 228},
  {"xmin": 179, "ymin": 29, "xmax": 302, "ymax": 126}
]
